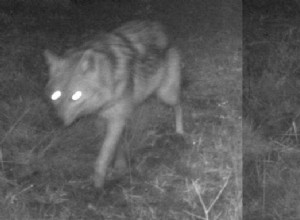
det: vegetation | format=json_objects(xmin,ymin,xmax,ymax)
[{"xmin": 244, "ymin": 0, "xmax": 300, "ymax": 219}]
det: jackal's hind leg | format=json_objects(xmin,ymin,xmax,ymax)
[
  {"xmin": 156, "ymin": 47, "xmax": 183, "ymax": 134},
  {"xmin": 174, "ymin": 104, "xmax": 184, "ymax": 134}
]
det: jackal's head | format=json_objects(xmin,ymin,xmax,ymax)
[{"xmin": 44, "ymin": 49, "xmax": 113, "ymax": 126}]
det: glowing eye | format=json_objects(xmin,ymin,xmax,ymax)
[
  {"xmin": 51, "ymin": 90, "xmax": 61, "ymax": 101},
  {"xmin": 72, "ymin": 91, "xmax": 82, "ymax": 101}
]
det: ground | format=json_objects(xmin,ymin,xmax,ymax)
[
  {"xmin": 244, "ymin": 0, "xmax": 300, "ymax": 219},
  {"xmin": 0, "ymin": 1, "xmax": 241, "ymax": 219}
]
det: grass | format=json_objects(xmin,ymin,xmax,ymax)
[
  {"xmin": 244, "ymin": 1, "xmax": 300, "ymax": 219},
  {"xmin": 0, "ymin": 0, "xmax": 241, "ymax": 219}
]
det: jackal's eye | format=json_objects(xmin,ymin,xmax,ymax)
[
  {"xmin": 71, "ymin": 91, "xmax": 82, "ymax": 101},
  {"xmin": 51, "ymin": 90, "xmax": 61, "ymax": 101}
]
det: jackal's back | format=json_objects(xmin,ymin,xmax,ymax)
[{"xmin": 44, "ymin": 21, "xmax": 174, "ymax": 125}]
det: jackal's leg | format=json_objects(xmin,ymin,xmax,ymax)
[
  {"xmin": 174, "ymin": 104, "xmax": 184, "ymax": 134},
  {"xmin": 157, "ymin": 47, "xmax": 184, "ymax": 134},
  {"xmin": 94, "ymin": 118, "xmax": 126, "ymax": 188}
]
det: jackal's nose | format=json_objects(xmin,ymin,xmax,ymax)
[{"xmin": 56, "ymin": 108, "xmax": 74, "ymax": 127}]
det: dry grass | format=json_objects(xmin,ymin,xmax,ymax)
[
  {"xmin": 244, "ymin": 1, "xmax": 300, "ymax": 219},
  {"xmin": 0, "ymin": 1, "xmax": 241, "ymax": 219}
]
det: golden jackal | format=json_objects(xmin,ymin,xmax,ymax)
[{"xmin": 44, "ymin": 20, "xmax": 183, "ymax": 188}]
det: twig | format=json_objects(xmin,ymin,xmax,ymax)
[
  {"xmin": 262, "ymin": 159, "xmax": 266, "ymax": 218},
  {"xmin": 0, "ymin": 108, "xmax": 30, "ymax": 146},
  {"xmin": 292, "ymin": 121, "xmax": 298, "ymax": 144},
  {"xmin": 184, "ymin": 210, "xmax": 205, "ymax": 220},
  {"xmin": 193, "ymin": 172, "xmax": 231, "ymax": 220},
  {"xmin": 0, "ymin": 108, "xmax": 30, "ymax": 170}
]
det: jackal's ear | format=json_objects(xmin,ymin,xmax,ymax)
[
  {"xmin": 44, "ymin": 50, "xmax": 60, "ymax": 66},
  {"xmin": 80, "ymin": 49, "xmax": 96, "ymax": 73}
]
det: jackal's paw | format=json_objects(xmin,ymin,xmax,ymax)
[
  {"xmin": 176, "ymin": 128, "xmax": 184, "ymax": 135},
  {"xmin": 93, "ymin": 172, "xmax": 105, "ymax": 188},
  {"xmin": 113, "ymin": 157, "xmax": 128, "ymax": 172},
  {"xmin": 106, "ymin": 166, "xmax": 128, "ymax": 181}
]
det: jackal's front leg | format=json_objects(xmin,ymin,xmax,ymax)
[{"xmin": 94, "ymin": 118, "xmax": 126, "ymax": 188}]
